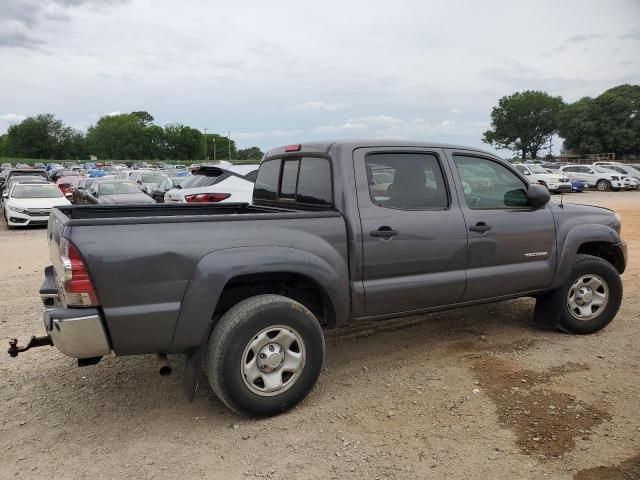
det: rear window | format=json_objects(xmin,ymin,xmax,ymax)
[
  {"xmin": 253, "ymin": 157, "xmax": 332, "ymax": 207},
  {"xmin": 180, "ymin": 171, "xmax": 223, "ymax": 189},
  {"xmin": 254, "ymin": 159, "xmax": 281, "ymax": 201}
]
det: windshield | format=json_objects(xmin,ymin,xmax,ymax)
[
  {"xmin": 99, "ymin": 183, "xmax": 142, "ymax": 195},
  {"xmin": 171, "ymin": 177, "xmax": 186, "ymax": 186},
  {"xmin": 529, "ymin": 165, "xmax": 548, "ymax": 174},
  {"xmin": 12, "ymin": 184, "xmax": 63, "ymax": 199},
  {"xmin": 141, "ymin": 173, "xmax": 167, "ymax": 183}
]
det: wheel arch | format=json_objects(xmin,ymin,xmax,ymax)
[
  {"xmin": 551, "ymin": 224, "xmax": 624, "ymax": 289},
  {"xmin": 170, "ymin": 246, "xmax": 350, "ymax": 353}
]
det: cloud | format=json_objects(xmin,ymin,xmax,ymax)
[
  {"xmin": 0, "ymin": 31, "xmax": 45, "ymax": 50},
  {"xmin": 0, "ymin": 0, "xmax": 129, "ymax": 49},
  {"xmin": 0, "ymin": 113, "xmax": 27, "ymax": 133},
  {"xmin": 450, "ymin": 108, "xmax": 462, "ymax": 115},
  {"xmin": 619, "ymin": 29, "xmax": 640, "ymax": 40},
  {"xmin": 292, "ymin": 101, "xmax": 351, "ymax": 112},
  {"xmin": 547, "ymin": 32, "xmax": 606, "ymax": 55}
]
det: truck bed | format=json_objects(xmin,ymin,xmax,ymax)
[
  {"xmin": 48, "ymin": 202, "xmax": 349, "ymax": 355},
  {"xmin": 54, "ymin": 203, "xmax": 337, "ymax": 225}
]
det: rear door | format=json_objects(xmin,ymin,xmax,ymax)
[
  {"xmin": 445, "ymin": 151, "xmax": 557, "ymax": 301},
  {"xmin": 354, "ymin": 147, "xmax": 468, "ymax": 316}
]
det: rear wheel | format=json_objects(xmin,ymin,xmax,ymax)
[
  {"xmin": 206, "ymin": 294, "xmax": 325, "ymax": 417},
  {"xmin": 557, "ymin": 254, "xmax": 622, "ymax": 334},
  {"xmin": 596, "ymin": 179, "xmax": 611, "ymax": 191}
]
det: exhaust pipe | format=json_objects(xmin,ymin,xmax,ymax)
[{"xmin": 155, "ymin": 353, "xmax": 172, "ymax": 376}]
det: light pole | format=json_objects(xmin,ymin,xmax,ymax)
[
  {"xmin": 228, "ymin": 131, "xmax": 231, "ymax": 161},
  {"xmin": 204, "ymin": 128, "xmax": 207, "ymax": 161},
  {"xmin": 213, "ymin": 137, "xmax": 216, "ymax": 162}
]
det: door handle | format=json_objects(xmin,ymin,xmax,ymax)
[
  {"xmin": 469, "ymin": 222, "xmax": 491, "ymax": 233},
  {"xmin": 370, "ymin": 226, "xmax": 399, "ymax": 238}
]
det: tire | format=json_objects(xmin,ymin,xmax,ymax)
[
  {"xmin": 206, "ymin": 294, "xmax": 325, "ymax": 417},
  {"xmin": 557, "ymin": 254, "xmax": 623, "ymax": 334},
  {"xmin": 596, "ymin": 179, "xmax": 611, "ymax": 191}
]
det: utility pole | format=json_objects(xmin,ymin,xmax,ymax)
[
  {"xmin": 213, "ymin": 137, "xmax": 216, "ymax": 162},
  {"xmin": 204, "ymin": 128, "xmax": 207, "ymax": 161},
  {"xmin": 228, "ymin": 131, "xmax": 232, "ymax": 161}
]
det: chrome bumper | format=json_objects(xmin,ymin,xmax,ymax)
[
  {"xmin": 43, "ymin": 310, "xmax": 111, "ymax": 359},
  {"xmin": 40, "ymin": 266, "xmax": 111, "ymax": 359}
]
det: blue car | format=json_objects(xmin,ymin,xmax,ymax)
[
  {"xmin": 88, "ymin": 169, "xmax": 107, "ymax": 178},
  {"xmin": 570, "ymin": 178, "xmax": 588, "ymax": 192}
]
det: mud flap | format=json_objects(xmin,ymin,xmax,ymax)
[
  {"xmin": 533, "ymin": 287, "xmax": 564, "ymax": 330},
  {"xmin": 182, "ymin": 343, "xmax": 207, "ymax": 402}
]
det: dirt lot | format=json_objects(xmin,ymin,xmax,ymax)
[{"xmin": 1, "ymin": 191, "xmax": 639, "ymax": 480}]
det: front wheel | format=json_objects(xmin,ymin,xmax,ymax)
[
  {"xmin": 557, "ymin": 254, "xmax": 623, "ymax": 334},
  {"xmin": 596, "ymin": 179, "xmax": 611, "ymax": 191},
  {"xmin": 206, "ymin": 294, "xmax": 325, "ymax": 417}
]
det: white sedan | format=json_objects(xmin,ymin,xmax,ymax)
[
  {"xmin": 3, "ymin": 182, "xmax": 71, "ymax": 228},
  {"xmin": 164, "ymin": 164, "xmax": 259, "ymax": 204}
]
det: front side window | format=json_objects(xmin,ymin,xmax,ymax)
[
  {"xmin": 365, "ymin": 153, "xmax": 448, "ymax": 210},
  {"xmin": 454, "ymin": 155, "xmax": 527, "ymax": 209}
]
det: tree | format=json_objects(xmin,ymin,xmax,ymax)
[
  {"xmin": 557, "ymin": 84, "xmax": 640, "ymax": 156},
  {"xmin": 163, "ymin": 123, "xmax": 202, "ymax": 160},
  {"xmin": 483, "ymin": 91, "xmax": 564, "ymax": 159},
  {"xmin": 237, "ymin": 146, "xmax": 264, "ymax": 161},
  {"xmin": 87, "ymin": 111, "xmax": 158, "ymax": 160},
  {"xmin": 4, "ymin": 113, "xmax": 87, "ymax": 159},
  {"xmin": 200, "ymin": 133, "xmax": 237, "ymax": 161}
]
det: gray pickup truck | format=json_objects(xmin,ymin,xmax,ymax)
[{"xmin": 9, "ymin": 140, "xmax": 627, "ymax": 417}]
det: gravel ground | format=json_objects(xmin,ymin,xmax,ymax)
[{"xmin": 1, "ymin": 191, "xmax": 639, "ymax": 480}]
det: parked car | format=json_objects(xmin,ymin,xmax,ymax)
[
  {"xmin": 569, "ymin": 178, "xmax": 588, "ymax": 192},
  {"xmin": 0, "ymin": 168, "xmax": 48, "ymax": 192},
  {"xmin": 10, "ymin": 140, "xmax": 627, "ymax": 418},
  {"xmin": 605, "ymin": 165, "xmax": 640, "ymax": 183},
  {"xmin": 84, "ymin": 180, "xmax": 155, "ymax": 204},
  {"xmin": 149, "ymin": 176, "xmax": 187, "ymax": 203},
  {"xmin": 164, "ymin": 164, "xmax": 259, "ymax": 203},
  {"xmin": 558, "ymin": 165, "xmax": 626, "ymax": 191},
  {"xmin": 129, "ymin": 171, "xmax": 169, "ymax": 194},
  {"xmin": 513, "ymin": 164, "xmax": 572, "ymax": 193},
  {"xmin": 56, "ymin": 176, "xmax": 84, "ymax": 200},
  {"xmin": 71, "ymin": 178, "xmax": 100, "ymax": 205},
  {"xmin": 1, "ymin": 163, "xmax": 12, "ymax": 170},
  {"xmin": 2, "ymin": 182, "xmax": 71, "ymax": 228}
]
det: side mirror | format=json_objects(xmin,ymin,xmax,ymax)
[{"xmin": 526, "ymin": 184, "xmax": 550, "ymax": 208}]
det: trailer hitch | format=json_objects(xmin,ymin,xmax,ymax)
[{"xmin": 7, "ymin": 336, "xmax": 53, "ymax": 357}]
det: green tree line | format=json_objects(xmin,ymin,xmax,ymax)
[
  {"xmin": 483, "ymin": 84, "xmax": 640, "ymax": 159},
  {"xmin": 0, "ymin": 111, "xmax": 264, "ymax": 162}
]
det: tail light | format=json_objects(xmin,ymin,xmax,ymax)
[
  {"xmin": 184, "ymin": 193, "xmax": 231, "ymax": 203},
  {"xmin": 59, "ymin": 184, "xmax": 72, "ymax": 194},
  {"xmin": 59, "ymin": 238, "xmax": 99, "ymax": 306}
]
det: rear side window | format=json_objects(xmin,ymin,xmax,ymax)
[
  {"xmin": 253, "ymin": 157, "xmax": 332, "ymax": 206},
  {"xmin": 365, "ymin": 153, "xmax": 449, "ymax": 210}
]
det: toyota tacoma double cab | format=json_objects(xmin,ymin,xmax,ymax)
[{"xmin": 8, "ymin": 140, "xmax": 627, "ymax": 417}]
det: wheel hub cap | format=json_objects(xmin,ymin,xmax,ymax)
[
  {"xmin": 567, "ymin": 274, "xmax": 609, "ymax": 321},
  {"xmin": 257, "ymin": 343, "xmax": 284, "ymax": 372},
  {"xmin": 241, "ymin": 325, "xmax": 306, "ymax": 397}
]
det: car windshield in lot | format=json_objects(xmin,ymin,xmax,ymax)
[
  {"xmin": 99, "ymin": 182, "xmax": 142, "ymax": 195},
  {"xmin": 12, "ymin": 184, "xmax": 63, "ymax": 199},
  {"xmin": 141, "ymin": 173, "xmax": 167, "ymax": 183},
  {"xmin": 528, "ymin": 165, "xmax": 549, "ymax": 174}
]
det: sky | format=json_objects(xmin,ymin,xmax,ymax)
[{"xmin": 1, "ymin": 0, "xmax": 639, "ymax": 156}]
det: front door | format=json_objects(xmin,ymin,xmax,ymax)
[
  {"xmin": 446, "ymin": 151, "xmax": 557, "ymax": 301},
  {"xmin": 354, "ymin": 148, "xmax": 468, "ymax": 317}
]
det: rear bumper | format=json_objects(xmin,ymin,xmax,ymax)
[{"xmin": 40, "ymin": 266, "xmax": 111, "ymax": 359}]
